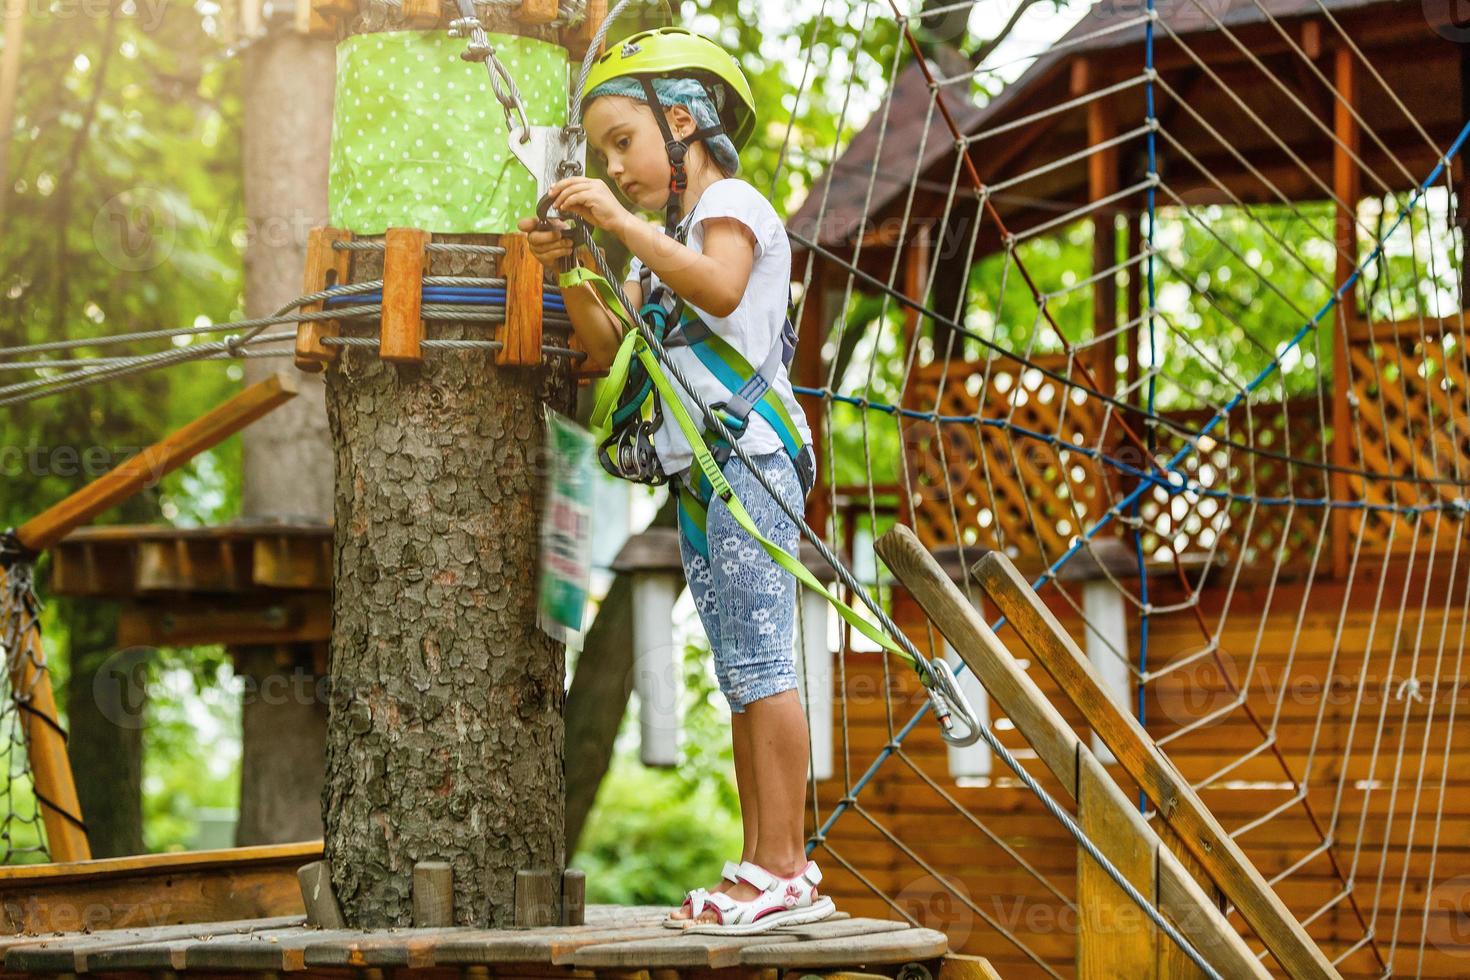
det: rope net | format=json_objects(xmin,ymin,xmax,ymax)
[{"xmin": 775, "ymin": 0, "xmax": 1470, "ymax": 977}]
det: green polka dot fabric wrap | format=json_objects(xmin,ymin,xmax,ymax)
[{"xmin": 329, "ymin": 31, "xmax": 568, "ymax": 235}]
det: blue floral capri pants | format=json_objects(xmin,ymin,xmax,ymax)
[{"xmin": 678, "ymin": 449, "xmax": 806, "ymax": 713}]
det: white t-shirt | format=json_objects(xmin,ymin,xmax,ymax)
[{"xmin": 626, "ymin": 178, "xmax": 813, "ymax": 480}]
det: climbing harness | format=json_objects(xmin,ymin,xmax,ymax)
[{"xmin": 567, "ymin": 262, "xmax": 981, "ymax": 747}]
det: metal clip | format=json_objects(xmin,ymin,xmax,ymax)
[{"xmin": 925, "ymin": 657, "xmax": 985, "ymax": 747}]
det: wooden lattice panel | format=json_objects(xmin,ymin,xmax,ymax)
[
  {"xmin": 1147, "ymin": 398, "xmax": 1327, "ymax": 571},
  {"xmin": 1346, "ymin": 326, "xmax": 1470, "ymax": 554},
  {"xmin": 901, "ymin": 355, "xmax": 1108, "ymax": 561}
]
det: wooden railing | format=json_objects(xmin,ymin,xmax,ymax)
[
  {"xmin": 875, "ymin": 524, "xmax": 1343, "ymax": 980},
  {"xmin": 897, "ymin": 316, "xmax": 1470, "ymax": 580}
]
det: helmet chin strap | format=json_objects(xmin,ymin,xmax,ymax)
[{"xmin": 635, "ymin": 76, "xmax": 727, "ymax": 239}]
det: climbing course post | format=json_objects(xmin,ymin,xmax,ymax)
[{"xmin": 307, "ymin": 0, "xmax": 595, "ymax": 928}]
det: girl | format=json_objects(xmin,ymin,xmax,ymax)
[{"xmin": 517, "ymin": 28, "xmax": 834, "ymax": 935}]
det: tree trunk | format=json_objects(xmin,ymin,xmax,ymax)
[
  {"xmin": 62, "ymin": 601, "xmax": 145, "ymax": 858},
  {"xmin": 236, "ymin": 644, "xmax": 330, "ymax": 845},
  {"xmin": 563, "ymin": 495, "xmax": 675, "ymax": 854},
  {"xmin": 321, "ymin": 238, "xmax": 575, "ymax": 926},
  {"xmin": 235, "ymin": 30, "xmax": 336, "ymax": 845}
]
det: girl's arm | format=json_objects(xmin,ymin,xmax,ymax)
[
  {"xmin": 559, "ymin": 275, "xmax": 640, "ymax": 367},
  {"xmin": 612, "ymin": 214, "xmax": 755, "ymax": 318}
]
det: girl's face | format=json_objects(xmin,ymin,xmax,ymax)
[{"xmin": 584, "ymin": 96, "xmax": 696, "ymax": 212}]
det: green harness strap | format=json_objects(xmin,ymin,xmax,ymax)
[{"xmin": 566, "ymin": 265, "xmax": 915, "ymax": 667}]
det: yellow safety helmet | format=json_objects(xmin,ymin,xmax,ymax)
[{"xmin": 580, "ymin": 27, "xmax": 757, "ymax": 152}]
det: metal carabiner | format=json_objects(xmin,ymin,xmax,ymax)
[{"xmin": 923, "ymin": 657, "xmax": 985, "ymax": 747}]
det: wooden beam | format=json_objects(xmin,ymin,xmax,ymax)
[
  {"xmin": 497, "ymin": 233, "xmax": 545, "ymax": 367},
  {"xmin": 380, "ymin": 227, "xmax": 430, "ymax": 363},
  {"xmin": 970, "ymin": 550, "xmax": 1343, "ymax": 980},
  {"xmin": 0, "ymin": 841, "xmax": 319, "ymax": 934},
  {"xmin": 1081, "ymin": 57, "xmax": 1120, "ymax": 398},
  {"xmin": 795, "ymin": 263, "xmax": 830, "ymax": 536},
  {"xmin": 1330, "ymin": 43, "xmax": 1359, "ymax": 580},
  {"xmin": 1078, "ymin": 753, "xmax": 1158, "ymax": 977},
  {"xmin": 302, "ymin": 0, "xmax": 358, "ymax": 36},
  {"xmin": 513, "ymin": 0, "xmax": 558, "ymax": 25},
  {"xmin": 0, "ymin": 573, "xmax": 88, "ymax": 862},
  {"xmin": 294, "ymin": 227, "xmax": 353, "ymax": 371},
  {"xmin": 401, "ymin": 0, "xmax": 440, "ymax": 27},
  {"xmin": 118, "ymin": 594, "xmax": 330, "ymax": 648},
  {"xmin": 561, "ymin": 0, "xmax": 607, "ymax": 60},
  {"xmin": 873, "ymin": 524, "xmax": 1271, "ymax": 980},
  {"xmin": 16, "ymin": 372, "xmax": 298, "ymax": 552}
]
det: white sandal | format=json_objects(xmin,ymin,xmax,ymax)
[
  {"xmin": 662, "ymin": 859, "xmax": 743, "ymax": 928},
  {"xmin": 683, "ymin": 859, "xmax": 836, "ymax": 935}
]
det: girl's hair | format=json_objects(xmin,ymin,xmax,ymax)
[{"xmin": 584, "ymin": 76, "xmax": 742, "ymax": 178}]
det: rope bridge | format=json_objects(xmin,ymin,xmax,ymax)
[{"xmin": 0, "ymin": 0, "xmax": 1465, "ymax": 975}]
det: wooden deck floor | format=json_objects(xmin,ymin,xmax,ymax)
[{"xmin": 0, "ymin": 905, "xmax": 955, "ymax": 976}]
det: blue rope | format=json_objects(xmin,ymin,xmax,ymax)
[
  {"xmin": 322, "ymin": 285, "xmax": 568, "ymax": 312},
  {"xmin": 1137, "ymin": 0, "xmax": 1159, "ymax": 811}
]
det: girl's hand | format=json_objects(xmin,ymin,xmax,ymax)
[
  {"xmin": 548, "ymin": 176, "xmax": 633, "ymax": 236},
  {"xmin": 517, "ymin": 216, "xmax": 574, "ymax": 272}
]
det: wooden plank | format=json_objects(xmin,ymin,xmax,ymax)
[
  {"xmin": 430, "ymin": 920, "xmax": 671, "ymax": 965},
  {"xmin": 1330, "ymin": 43, "xmax": 1359, "ymax": 579},
  {"xmin": 740, "ymin": 926, "xmax": 947, "ymax": 968},
  {"xmin": 1077, "ymin": 755, "xmax": 1156, "ymax": 979},
  {"xmin": 65, "ymin": 916, "xmax": 307, "ymax": 973},
  {"xmin": 303, "ymin": 0, "xmax": 357, "ymax": 37},
  {"xmin": 300, "ymin": 925, "xmax": 469, "ymax": 968},
  {"xmin": 380, "ymin": 227, "xmax": 430, "ymax": 363},
  {"xmin": 516, "ymin": 868, "xmax": 557, "ymax": 928},
  {"xmin": 182, "ymin": 925, "xmax": 375, "ymax": 971},
  {"xmin": 875, "ymin": 526, "xmax": 1272, "ymax": 980},
  {"xmin": 413, "ymin": 861, "xmax": 454, "ymax": 927},
  {"xmin": 560, "ymin": 0, "xmax": 607, "ymax": 60},
  {"xmin": 402, "ymin": 0, "xmax": 440, "ymax": 27},
  {"xmin": 497, "ymin": 233, "xmax": 546, "ymax": 367},
  {"xmin": 737, "ymin": 919, "xmax": 917, "ymax": 966},
  {"xmin": 299, "ymin": 859, "xmax": 346, "ymax": 929},
  {"xmin": 0, "ymin": 841, "xmax": 317, "ymax": 936},
  {"xmin": 3, "ymin": 915, "xmax": 303, "ymax": 973},
  {"xmin": 252, "ymin": 532, "xmax": 333, "ymax": 589},
  {"xmin": 572, "ymin": 932, "xmax": 801, "ymax": 970},
  {"xmin": 293, "ymin": 227, "xmax": 352, "ymax": 371},
  {"xmin": 513, "ymin": 0, "xmax": 558, "ymax": 25},
  {"xmin": 16, "ymin": 372, "xmax": 299, "ymax": 552},
  {"xmin": 938, "ymin": 952, "xmax": 1005, "ymax": 980},
  {"xmin": 564, "ymin": 869, "xmax": 587, "ymax": 926},
  {"xmin": 971, "ymin": 549, "xmax": 1343, "ymax": 980},
  {"xmin": 117, "ymin": 593, "xmax": 330, "ymax": 648}
]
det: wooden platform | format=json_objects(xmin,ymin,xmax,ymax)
[{"xmin": 0, "ymin": 906, "xmax": 956, "ymax": 977}]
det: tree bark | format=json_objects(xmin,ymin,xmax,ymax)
[
  {"xmin": 321, "ymin": 238, "xmax": 575, "ymax": 926},
  {"xmin": 235, "ymin": 31, "xmax": 336, "ymax": 845}
]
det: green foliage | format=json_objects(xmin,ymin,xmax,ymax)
[
  {"xmin": 572, "ymin": 633, "xmax": 745, "ymax": 906},
  {"xmin": 138, "ymin": 653, "xmax": 241, "ymax": 851}
]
